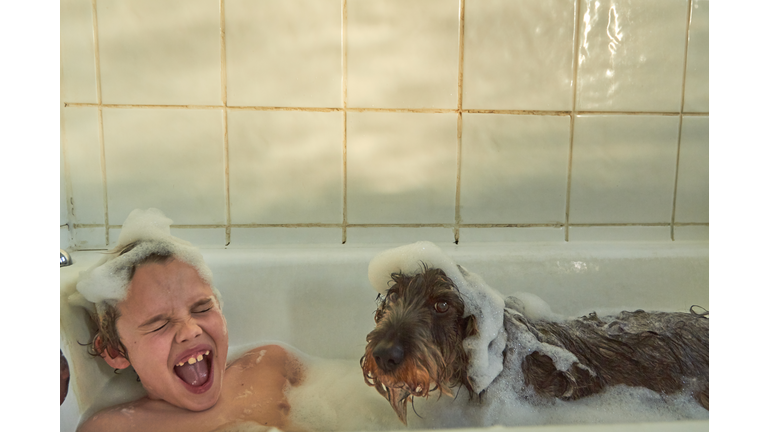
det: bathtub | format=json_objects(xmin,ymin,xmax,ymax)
[{"xmin": 60, "ymin": 241, "xmax": 709, "ymax": 431}]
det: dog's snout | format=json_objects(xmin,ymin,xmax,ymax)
[{"xmin": 373, "ymin": 340, "xmax": 405, "ymax": 373}]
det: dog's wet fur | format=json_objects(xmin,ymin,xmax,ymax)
[{"xmin": 361, "ymin": 266, "xmax": 709, "ymax": 424}]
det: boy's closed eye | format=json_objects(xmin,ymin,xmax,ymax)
[{"xmin": 191, "ymin": 298, "xmax": 214, "ymax": 314}]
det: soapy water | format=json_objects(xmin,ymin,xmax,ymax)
[{"xmin": 224, "ymin": 340, "xmax": 706, "ymax": 432}]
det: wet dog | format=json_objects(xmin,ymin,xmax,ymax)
[{"xmin": 361, "ymin": 265, "xmax": 709, "ymax": 425}]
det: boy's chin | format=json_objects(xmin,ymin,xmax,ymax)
[{"xmin": 176, "ymin": 386, "xmax": 221, "ymax": 412}]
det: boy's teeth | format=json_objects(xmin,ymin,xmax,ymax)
[{"xmin": 176, "ymin": 351, "xmax": 210, "ymax": 367}]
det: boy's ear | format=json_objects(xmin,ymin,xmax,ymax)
[{"xmin": 95, "ymin": 336, "xmax": 131, "ymax": 369}]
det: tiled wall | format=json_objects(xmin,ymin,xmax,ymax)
[{"xmin": 60, "ymin": 0, "xmax": 709, "ymax": 250}]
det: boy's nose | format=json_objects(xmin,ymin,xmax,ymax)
[{"xmin": 176, "ymin": 318, "xmax": 203, "ymax": 343}]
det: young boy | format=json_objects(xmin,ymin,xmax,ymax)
[{"xmin": 75, "ymin": 209, "xmax": 304, "ymax": 432}]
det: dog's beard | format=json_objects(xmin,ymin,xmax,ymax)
[{"xmin": 361, "ymin": 344, "xmax": 455, "ymax": 424}]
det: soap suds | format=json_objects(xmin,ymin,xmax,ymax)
[{"xmin": 73, "ymin": 208, "xmax": 222, "ymax": 310}]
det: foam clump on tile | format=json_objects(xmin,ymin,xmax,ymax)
[{"xmin": 75, "ymin": 208, "xmax": 216, "ymax": 309}]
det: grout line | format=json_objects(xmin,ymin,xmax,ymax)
[
  {"xmin": 575, "ymin": 111, "xmax": 682, "ymax": 116},
  {"xmin": 460, "ymin": 224, "xmax": 564, "ymax": 228},
  {"xmin": 342, "ymin": 0, "xmax": 348, "ymax": 110},
  {"xmin": 342, "ymin": 112, "xmax": 348, "ymax": 244},
  {"xmin": 220, "ymin": 0, "xmax": 231, "ymax": 246},
  {"xmin": 62, "ymin": 102, "xmax": 709, "ymax": 118},
  {"xmin": 65, "ymin": 103, "xmax": 226, "ymax": 110},
  {"xmin": 455, "ymin": 112, "xmax": 463, "ymax": 244},
  {"xmin": 61, "ymin": 105, "xmax": 77, "ymax": 248},
  {"xmin": 456, "ymin": 0, "xmax": 466, "ymax": 111},
  {"xmin": 569, "ymin": 223, "xmax": 673, "ymax": 227},
  {"xmin": 670, "ymin": 0, "xmax": 694, "ymax": 242},
  {"xmin": 454, "ymin": 0, "xmax": 466, "ymax": 244},
  {"xmin": 346, "ymin": 107, "xmax": 458, "ymax": 114},
  {"xmin": 61, "ymin": 105, "xmax": 75, "ymax": 225},
  {"xmin": 346, "ymin": 224, "xmax": 456, "ymax": 229},
  {"xmin": 90, "ymin": 0, "xmax": 103, "ymax": 105},
  {"xmin": 229, "ymin": 105, "xmax": 339, "ymax": 112},
  {"xmin": 220, "ymin": 0, "xmax": 228, "ymax": 107},
  {"xmin": 564, "ymin": 0, "xmax": 582, "ymax": 242},
  {"xmin": 341, "ymin": 0, "xmax": 348, "ymax": 245},
  {"xmin": 90, "ymin": 0, "xmax": 109, "ymax": 246},
  {"xmin": 464, "ymin": 109, "xmax": 570, "ymax": 116},
  {"xmin": 75, "ymin": 222, "xmax": 707, "ymax": 230}
]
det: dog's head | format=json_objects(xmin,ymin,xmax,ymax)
[{"xmin": 360, "ymin": 265, "xmax": 478, "ymax": 424}]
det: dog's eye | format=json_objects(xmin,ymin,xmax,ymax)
[{"xmin": 434, "ymin": 301, "xmax": 449, "ymax": 313}]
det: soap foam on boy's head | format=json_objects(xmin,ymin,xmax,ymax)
[{"xmin": 75, "ymin": 208, "xmax": 219, "ymax": 309}]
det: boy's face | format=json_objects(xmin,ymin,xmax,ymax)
[{"xmin": 115, "ymin": 258, "xmax": 228, "ymax": 411}]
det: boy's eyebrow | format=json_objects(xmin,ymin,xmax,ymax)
[
  {"xmin": 191, "ymin": 297, "xmax": 214, "ymax": 309},
  {"xmin": 139, "ymin": 313, "xmax": 170, "ymax": 329},
  {"xmin": 138, "ymin": 297, "xmax": 214, "ymax": 328}
]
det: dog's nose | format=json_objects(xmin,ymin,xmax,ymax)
[{"xmin": 373, "ymin": 340, "xmax": 405, "ymax": 373}]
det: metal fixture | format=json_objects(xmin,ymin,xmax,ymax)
[{"xmin": 60, "ymin": 249, "xmax": 73, "ymax": 267}]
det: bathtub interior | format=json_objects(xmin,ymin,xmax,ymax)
[{"xmin": 60, "ymin": 241, "xmax": 708, "ymax": 431}]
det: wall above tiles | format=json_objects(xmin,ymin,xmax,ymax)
[{"xmin": 61, "ymin": 0, "xmax": 709, "ymax": 250}]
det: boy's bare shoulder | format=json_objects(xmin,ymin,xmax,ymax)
[
  {"xmin": 231, "ymin": 344, "xmax": 304, "ymax": 385},
  {"xmin": 76, "ymin": 400, "xmax": 145, "ymax": 432},
  {"xmin": 78, "ymin": 398, "xmax": 221, "ymax": 432}
]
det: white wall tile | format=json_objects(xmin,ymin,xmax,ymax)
[
  {"xmin": 569, "ymin": 115, "xmax": 679, "ymax": 223},
  {"xmin": 228, "ymin": 110, "xmax": 343, "ymax": 224},
  {"xmin": 80, "ymin": 227, "xmax": 224, "ymax": 248},
  {"xmin": 230, "ymin": 228, "xmax": 342, "ymax": 246},
  {"xmin": 347, "ymin": 112, "xmax": 457, "ymax": 224},
  {"xmin": 170, "ymin": 228, "xmax": 226, "ymax": 248},
  {"xmin": 61, "ymin": 226, "xmax": 73, "ymax": 251},
  {"xmin": 107, "ymin": 227, "xmax": 121, "ymax": 249},
  {"xmin": 225, "ymin": 0, "xmax": 342, "ymax": 108},
  {"xmin": 75, "ymin": 227, "xmax": 108, "ymax": 250},
  {"xmin": 103, "ymin": 108, "xmax": 226, "ymax": 225},
  {"xmin": 569, "ymin": 226, "xmax": 671, "ymax": 242},
  {"xmin": 97, "ymin": 0, "xmax": 221, "ymax": 105},
  {"xmin": 674, "ymin": 225, "xmax": 708, "ymax": 242},
  {"xmin": 684, "ymin": 0, "xmax": 709, "ymax": 112},
  {"xmin": 461, "ymin": 114, "xmax": 570, "ymax": 224},
  {"xmin": 61, "ymin": 131, "xmax": 69, "ymax": 225},
  {"xmin": 62, "ymin": 107, "xmax": 105, "ymax": 225},
  {"xmin": 675, "ymin": 116, "xmax": 708, "ymax": 223},
  {"xmin": 577, "ymin": 0, "xmax": 688, "ymax": 112},
  {"xmin": 60, "ymin": 0, "xmax": 709, "ymax": 247},
  {"xmin": 61, "ymin": 0, "xmax": 98, "ymax": 103},
  {"xmin": 460, "ymin": 227, "xmax": 565, "ymax": 243},
  {"xmin": 347, "ymin": 0, "xmax": 459, "ymax": 109},
  {"xmin": 345, "ymin": 227, "xmax": 455, "ymax": 245},
  {"xmin": 463, "ymin": 0, "xmax": 575, "ymax": 110}
]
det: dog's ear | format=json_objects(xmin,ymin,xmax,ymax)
[{"xmin": 463, "ymin": 314, "xmax": 479, "ymax": 337}]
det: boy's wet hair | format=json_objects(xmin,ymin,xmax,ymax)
[{"xmin": 87, "ymin": 242, "xmax": 174, "ymax": 360}]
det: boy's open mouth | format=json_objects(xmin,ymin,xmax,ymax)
[{"xmin": 174, "ymin": 350, "xmax": 212, "ymax": 387}]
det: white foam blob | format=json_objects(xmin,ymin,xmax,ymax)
[{"xmin": 74, "ymin": 208, "xmax": 219, "ymax": 308}]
